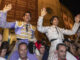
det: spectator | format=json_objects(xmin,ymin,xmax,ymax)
[
  {"xmin": 63, "ymin": 38, "xmax": 71, "ymax": 47},
  {"xmin": 0, "ymin": 41, "xmax": 9, "ymax": 60},
  {"xmin": 18, "ymin": 42, "xmax": 29, "ymax": 60},
  {"xmin": 39, "ymin": 43, "xmax": 46, "ymax": 60},
  {"xmin": 28, "ymin": 42, "xmax": 40, "ymax": 60},
  {"xmin": 70, "ymin": 43, "xmax": 77, "ymax": 56},
  {"xmin": 56, "ymin": 43, "xmax": 67, "ymax": 60},
  {"xmin": 8, "ymin": 41, "xmax": 16, "ymax": 54},
  {"xmin": 63, "ymin": 38, "xmax": 71, "ymax": 52},
  {"xmin": 35, "ymin": 41, "xmax": 49, "ymax": 60}
]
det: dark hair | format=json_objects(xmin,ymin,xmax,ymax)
[
  {"xmin": 63, "ymin": 38, "xmax": 71, "ymax": 42},
  {"xmin": 18, "ymin": 42, "xmax": 27, "ymax": 49},
  {"xmin": 50, "ymin": 16, "xmax": 59, "ymax": 25},
  {"xmin": 0, "ymin": 32, "xmax": 2, "ymax": 35},
  {"xmin": 23, "ymin": 11, "xmax": 31, "ymax": 17},
  {"xmin": 40, "ymin": 41, "xmax": 46, "ymax": 47},
  {"xmin": 56, "ymin": 43, "xmax": 67, "ymax": 50},
  {"xmin": 28, "ymin": 42, "xmax": 36, "ymax": 54},
  {"xmin": 0, "ymin": 32, "xmax": 2, "ymax": 38},
  {"xmin": 0, "ymin": 41, "xmax": 9, "ymax": 55},
  {"xmin": 1, "ymin": 41, "xmax": 9, "ymax": 49}
]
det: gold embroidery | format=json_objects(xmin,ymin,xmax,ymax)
[
  {"xmin": 15, "ymin": 21, "xmax": 35, "ymax": 39},
  {"xmin": 16, "ymin": 21, "xmax": 24, "ymax": 27},
  {"xmin": 16, "ymin": 34, "xmax": 32, "ymax": 39}
]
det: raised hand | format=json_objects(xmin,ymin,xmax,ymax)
[
  {"xmin": 41, "ymin": 8, "xmax": 47, "ymax": 17},
  {"xmin": 3, "ymin": 4, "xmax": 12, "ymax": 12},
  {"xmin": 75, "ymin": 14, "xmax": 80, "ymax": 23}
]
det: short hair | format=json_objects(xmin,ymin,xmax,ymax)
[
  {"xmin": 63, "ymin": 38, "xmax": 71, "ymax": 42},
  {"xmin": 18, "ymin": 42, "xmax": 27, "ymax": 49},
  {"xmin": 0, "ymin": 32, "xmax": 2, "ymax": 38},
  {"xmin": 1, "ymin": 41, "xmax": 9, "ymax": 49},
  {"xmin": 28, "ymin": 42, "xmax": 36, "ymax": 54},
  {"xmin": 23, "ymin": 11, "xmax": 32, "ymax": 17},
  {"xmin": 0, "ymin": 41, "xmax": 9, "ymax": 55},
  {"xmin": 0, "ymin": 32, "xmax": 2, "ymax": 35},
  {"xmin": 50, "ymin": 16, "xmax": 59, "ymax": 25},
  {"xmin": 56, "ymin": 43, "xmax": 67, "ymax": 50}
]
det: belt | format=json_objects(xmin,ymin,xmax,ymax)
[
  {"xmin": 17, "ymin": 38, "xmax": 28, "ymax": 40},
  {"xmin": 17, "ymin": 38, "xmax": 23, "ymax": 40},
  {"xmin": 50, "ymin": 39, "xmax": 57, "ymax": 42}
]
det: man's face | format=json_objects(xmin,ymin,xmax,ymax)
[
  {"xmin": 57, "ymin": 45, "xmax": 67, "ymax": 60},
  {"xmin": 18, "ymin": 44, "xmax": 27, "ymax": 59},
  {"xmin": 23, "ymin": 13, "xmax": 31, "ymax": 23},
  {"xmin": 0, "ymin": 49, "xmax": 7, "ymax": 57},
  {"xmin": 52, "ymin": 17, "xmax": 59, "ymax": 26},
  {"xmin": 39, "ymin": 45, "xmax": 45, "ymax": 54}
]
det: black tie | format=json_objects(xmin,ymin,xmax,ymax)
[
  {"xmin": 26, "ymin": 24, "xmax": 28, "ymax": 32},
  {"xmin": 55, "ymin": 27, "xmax": 59, "ymax": 34}
]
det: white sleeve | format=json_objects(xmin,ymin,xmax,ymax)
[
  {"xmin": 37, "ymin": 16, "xmax": 49, "ymax": 33},
  {"xmin": 66, "ymin": 52, "xmax": 77, "ymax": 60},
  {"xmin": 60, "ymin": 23, "xmax": 79, "ymax": 35},
  {"xmin": 35, "ymin": 48, "xmax": 40, "ymax": 56}
]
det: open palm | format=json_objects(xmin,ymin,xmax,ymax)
[{"xmin": 3, "ymin": 4, "xmax": 12, "ymax": 12}]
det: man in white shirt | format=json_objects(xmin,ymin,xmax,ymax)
[
  {"xmin": 37, "ymin": 8, "xmax": 80, "ymax": 60},
  {"xmin": 18, "ymin": 42, "xmax": 29, "ymax": 60}
]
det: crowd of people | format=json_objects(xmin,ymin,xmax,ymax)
[{"xmin": 0, "ymin": 4, "xmax": 80, "ymax": 60}]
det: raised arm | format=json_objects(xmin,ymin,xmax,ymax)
[
  {"xmin": 37, "ymin": 8, "xmax": 49, "ymax": 33},
  {"xmin": 60, "ymin": 14, "xmax": 80, "ymax": 35},
  {"xmin": 0, "ymin": 4, "xmax": 15, "ymax": 28}
]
